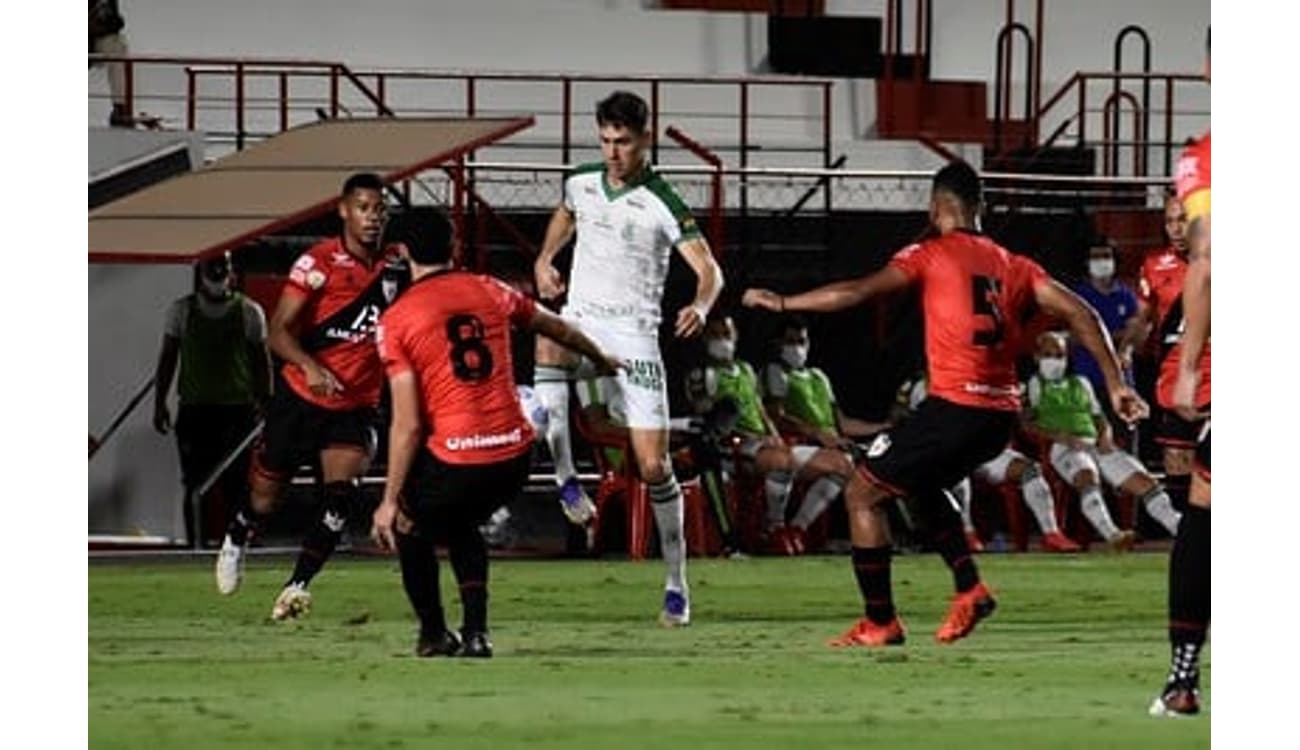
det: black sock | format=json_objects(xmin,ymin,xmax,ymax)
[
  {"xmin": 448, "ymin": 521, "xmax": 490, "ymax": 634},
  {"xmin": 1167, "ymin": 504, "xmax": 1210, "ymax": 688},
  {"xmin": 226, "ymin": 507, "xmax": 260, "ymax": 546},
  {"xmin": 287, "ymin": 481, "xmax": 354, "ymax": 588},
  {"xmin": 922, "ymin": 489, "xmax": 980, "ymax": 593},
  {"xmin": 851, "ymin": 546, "xmax": 895, "ymax": 624},
  {"xmin": 931, "ymin": 525, "xmax": 980, "ymax": 593},
  {"xmin": 1164, "ymin": 473, "xmax": 1190, "ymax": 514},
  {"xmin": 396, "ymin": 531, "xmax": 446, "ymax": 636}
]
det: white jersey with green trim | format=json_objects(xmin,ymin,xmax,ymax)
[{"xmin": 563, "ymin": 162, "xmax": 702, "ymax": 336}]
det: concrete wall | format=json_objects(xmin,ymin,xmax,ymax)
[{"xmin": 89, "ymin": 263, "xmax": 191, "ymax": 539}]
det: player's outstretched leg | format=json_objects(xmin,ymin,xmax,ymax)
[
  {"xmin": 216, "ymin": 458, "xmax": 278, "ymax": 595},
  {"xmin": 535, "ymin": 365, "xmax": 595, "ymax": 525},
  {"xmin": 649, "ymin": 471, "xmax": 690, "ymax": 627},
  {"xmin": 921, "ymin": 488, "xmax": 997, "ymax": 643},
  {"xmin": 272, "ymin": 479, "xmax": 357, "ymax": 620},
  {"xmin": 1150, "ymin": 491, "xmax": 1209, "ymax": 717}
]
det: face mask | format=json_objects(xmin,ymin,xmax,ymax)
[
  {"xmin": 1038, "ymin": 357, "xmax": 1067, "ymax": 381},
  {"xmin": 781, "ymin": 344, "xmax": 808, "ymax": 369},
  {"xmin": 707, "ymin": 338, "xmax": 735, "ymax": 362},
  {"xmin": 1088, "ymin": 258, "xmax": 1115, "ymax": 281},
  {"xmin": 200, "ymin": 275, "xmax": 231, "ymax": 299}
]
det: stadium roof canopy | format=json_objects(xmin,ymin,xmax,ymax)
[{"xmin": 88, "ymin": 117, "xmax": 533, "ymax": 263}]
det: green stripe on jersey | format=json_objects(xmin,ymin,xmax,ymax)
[{"xmin": 645, "ymin": 175, "xmax": 703, "ymax": 241}]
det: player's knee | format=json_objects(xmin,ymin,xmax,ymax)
[
  {"xmin": 1189, "ymin": 474, "xmax": 1211, "ymax": 509},
  {"xmin": 1070, "ymin": 470, "xmax": 1098, "ymax": 492},
  {"xmin": 1163, "ymin": 447, "xmax": 1192, "ymax": 475},
  {"xmin": 1123, "ymin": 472, "xmax": 1158, "ymax": 497},
  {"xmin": 637, "ymin": 454, "xmax": 671, "ymax": 484},
  {"xmin": 1018, "ymin": 461, "xmax": 1041, "ymax": 484},
  {"xmin": 809, "ymin": 448, "xmax": 854, "ymax": 478}
]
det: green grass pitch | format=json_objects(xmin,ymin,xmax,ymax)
[{"xmin": 89, "ymin": 553, "xmax": 1209, "ymax": 749}]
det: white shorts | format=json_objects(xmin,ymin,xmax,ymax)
[
  {"xmin": 1049, "ymin": 443, "xmax": 1147, "ymax": 488},
  {"xmin": 563, "ymin": 311, "xmax": 669, "ymax": 430},
  {"xmin": 971, "ymin": 447, "xmax": 1027, "ymax": 485}
]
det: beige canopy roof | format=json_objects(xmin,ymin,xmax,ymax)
[{"xmin": 88, "ymin": 117, "xmax": 533, "ymax": 263}]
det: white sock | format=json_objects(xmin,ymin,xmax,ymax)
[
  {"xmin": 764, "ymin": 470, "xmax": 793, "ymax": 529},
  {"xmin": 648, "ymin": 475, "xmax": 687, "ymax": 593},
  {"xmin": 1079, "ymin": 486, "xmax": 1121, "ymax": 540},
  {"xmin": 792, "ymin": 475, "xmax": 844, "ymax": 530},
  {"xmin": 1020, "ymin": 469, "xmax": 1061, "ymax": 534},
  {"xmin": 534, "ymin": 367, "xmax": 576, "ymax": 485},
  {"xmin": 1142, "ymin": 488, "xmax": 1182, "ymax": 535},
  {"xmin": 951, "ymin": 478, "xmax": 976, "ymax": 533}
]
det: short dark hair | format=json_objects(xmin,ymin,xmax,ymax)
[
  {"xmin": 596, "ymin": 91, "xmax": 649, "ymax": 134},
  {"xmin": 390, "ymin": 210, "xmax": 453, "ymax": 265},
  {"xmin": 780, "ymin": 314, "xmax": 809, "ymax": 336},
  {"xmin": 1088, "ymin": 236, "xmax": 1117, "ymax": 256},
  {"xmin": 341, "ymin": 172, "xmax": 385, "ymax": 197},
  {"xmin": 932, "ymin": 160, "xmax": 982, "ymax": 210}
]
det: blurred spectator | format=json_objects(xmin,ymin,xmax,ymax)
[
  {"xmin": 686, "ymin": 314, "xmax": 854, "ymax": 555},
  {"xmin": 153, "ymin": 253, "xmax": 272, "ymax": 547},
  {"xmin": 1070, "ymin": 237, "xmax": 1142, "ymax": 435},
  {"xmin": 1022, "ymin": 332, "xmax": 1180, "ymax": 550},
  {"xmin": 89, "ymin": 0, "xmax": 133, "ymax": 127}
]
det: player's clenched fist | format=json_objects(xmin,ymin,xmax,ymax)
[{"xmin": 742, "ymin": 288, "xmax": 782, "ymax": 311}]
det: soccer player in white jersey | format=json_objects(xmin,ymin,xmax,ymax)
[{"xmin": 533, "ymin": 91, "xmax": 724, "ymax": 626}]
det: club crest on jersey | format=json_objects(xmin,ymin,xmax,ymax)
[
  {"xmin": 305, "ymin": 270, "xmax": 327, "ymax": 289},
  {"xmin": 621, "ymin": 221, "xmax": 637, "ymax": 243},
  {"xmin": 382, "ymin": 277, "xmax": 398, "ymax": 303},
  {"xmin": 867, "ymin": 433, "xmax": 892, "ymax": 458}
]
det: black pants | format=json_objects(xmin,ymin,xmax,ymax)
[{"xmin": 175, "ymin": 403, "xmax": 258, "ymax": 547}]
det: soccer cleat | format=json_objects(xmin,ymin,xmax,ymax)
[
  {"xmin": 1041, "ymin": 531, "xmax": 1083, "ymax": 553},
  {"xmin": 215, "ymin": 536, "xmax": 246, "ymax": 595},
  {"xmin": 270, "ymin": 582, "xmax": 312, "ymax": 621},
  {"xmin": 724, "ymin": 547, "xmax": 750, "ymax": 561},
  {"xmin": 965, "ymin": 530, "xmax": 986, "ymax": 553},
  {"xmin": 828, "ymin": 616, "xmax": 907, "ymax": 647},
  {"xmin": 558, "ymin": 477, "xmax": 596, "ymax": 526},
  {"xmin": 1148, "ymin": 685, "xmax": 1201, "ymax": 717},
  {"xmin": 766, "ymin": 526, "xmax": 803, "ymax": 556},
  {"xmin": 1108, "ymin": 529, "xmax": 1139, "ymax": 552},
  {"xmin": 415, "ymin": 629, "xmax": 462, "ymax": 658},
  {"xmin": 659, "ymin": 589, "xmax": 691, "ymax": 627},
  {"xmin": 935, "ymin": 581, "xmax": 998, "ymax": 643},
  {"xmin": 458, "ymin": 631, "xmax": 494, "ymax": 659}
]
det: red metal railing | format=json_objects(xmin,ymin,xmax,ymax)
[
  {"xmin": 664, "ymin": 126, "xmax": 725, "ymax": 257},
  {"xmin": 1034, "ymin": 71, "xmax": 1207, "ymax": 176}
]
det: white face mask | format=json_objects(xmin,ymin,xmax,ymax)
[
  {"xmin": 781, "ymin": 344, "xmax": 808, "ymax": 369},
  {"xmin": 1038, "ymin": 356, "xmax": 1067, "ymax": 381},
  {"xmin": 200, "ymin": 276, "xmax": 232, "ymax": 299},
  {"xmin": 706, "ymin": 338, "xmax": 736, "ymax": 362},
  {"xmin": 1088, "ymin": 258, "xmax": 1115, "ymax": 281}
]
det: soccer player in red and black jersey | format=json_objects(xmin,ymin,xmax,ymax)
[
  {"xmin": 1150, "ymin": 33, "xmax": 1210, "ymax": 717},
  {"xmin": 214, "ymin": 173, "xmax": 410, "ymax": 621},
  {"xmin": 369, "ymin": 212, "xmax": 621, "ymax": 658},
  {"xmin": 744, "ymin": 161, "xmax": 1147, "ymax": 647}
]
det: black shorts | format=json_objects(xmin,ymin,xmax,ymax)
[
  {"xmin": 1195, "ymin": 421, "xmax": 1211, "ymax": 480},
  {"xmin": 859, "ymin": 396, "xmax": 1017, "ymax": 496},
  {"xmin": 1155, "ymin": 405, "xmax": 1210, "ymax": 450},
  {"xmin": 254, "ymin": 382, "xmax": 378, "ymax": 479},
  {"xmin": 401, "ymin": 447, "xmax": 533, "ymax": 532}
]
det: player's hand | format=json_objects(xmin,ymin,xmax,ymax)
[
  {"xmin": 304, "ymin": 361, "xmax": 344, "ymax": 398},
  {"xmin": 674, "ymin": 304, "xmax": 707, "ymax": 338},
  {"xmin": 742, "ymin": 288, "xmax": 783, "ymax": 312},
  {"xmin": 371, "ymin": 499, "xmax": 399, "ymax": 552},
  {"xmin": 1171, "ymin": 367, "xmax": 1206, "ymax": 421},
  {"xmin": 594, "ymin": 352, "xmax": 627, "ymax": 377},
  {"xmin": 1108, "ymin": 385, "xmax": 1150, "ymax": 425},
  {"xmin": 152, "ymin": 404, "xmax": 171, "ymax": 435},
  {"xmin": 535, "ymin": 262, "xmax": 566, "ymax": 300}
]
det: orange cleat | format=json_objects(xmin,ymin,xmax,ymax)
[
  {"xmin": 828, "ymin": 616, "xmax": 907, "ymax": 647},
  {"xmin": 965, "ymin": 530, "xmax": 986, "ymax": 553},
  {"xmin": 1041, "ymin": 531, "xmax": 1082, "ymax": 553},
  {"xmin": 1108, "ymin": 529, "xmax": 1139, "ymax": 552},
  {"xmin": 935, "ymin": 581, "xmax": 997, "ymax": 644}
]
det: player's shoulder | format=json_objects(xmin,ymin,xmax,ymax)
[
  {"xmin": 642, "ymin": 170, "xmax": 690, "ymax": 213},
  {"xmin": 565, "ymin": 161, "xmax": 604, "ymax": 186}
]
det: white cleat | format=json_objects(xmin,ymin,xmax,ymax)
[
  {"xmin": 270, "ymin": 582, "xmax": 312, "ymax": 621},
  {"xmin": 558, "ymin": 477, "xmax": 597, "ymax": 526},
  {"xmin": 215, "ymin": 536, "xmax": 245, "ymax": 595}
]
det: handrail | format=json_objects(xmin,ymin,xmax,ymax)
[
  {"xmin": 664, "ymin": 126, "xmax": 725, "ymax": 256},
  {"xmin": 89, "ymin": 375, "xmax": 155, "ymax": 461},
  {"xmin": 993, "ymin": 22, "xmax": 1035, "ymax": 153},
  {"xmin": 1113, "ymin": 24, "xmax": 1152, "ymax": 176},
  {"xmin": 1101, "ymin": 90, "xmax": 1142, "ymax": 177}
]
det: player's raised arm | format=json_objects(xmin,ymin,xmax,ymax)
[
  {"xmin": 1032, "ymin": 277, "xmax": 1148, "ymax": 424},
  {"xmin": 742, "ymin": 265, "xmax": 910, "ymax": 314},
  {"xmin": 534, "ymin": 203, "xmax": 576, "ymax": 300},
  {"xmin": 674, "ymin": 236, "xmax": 724, "ymax": 338}
]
